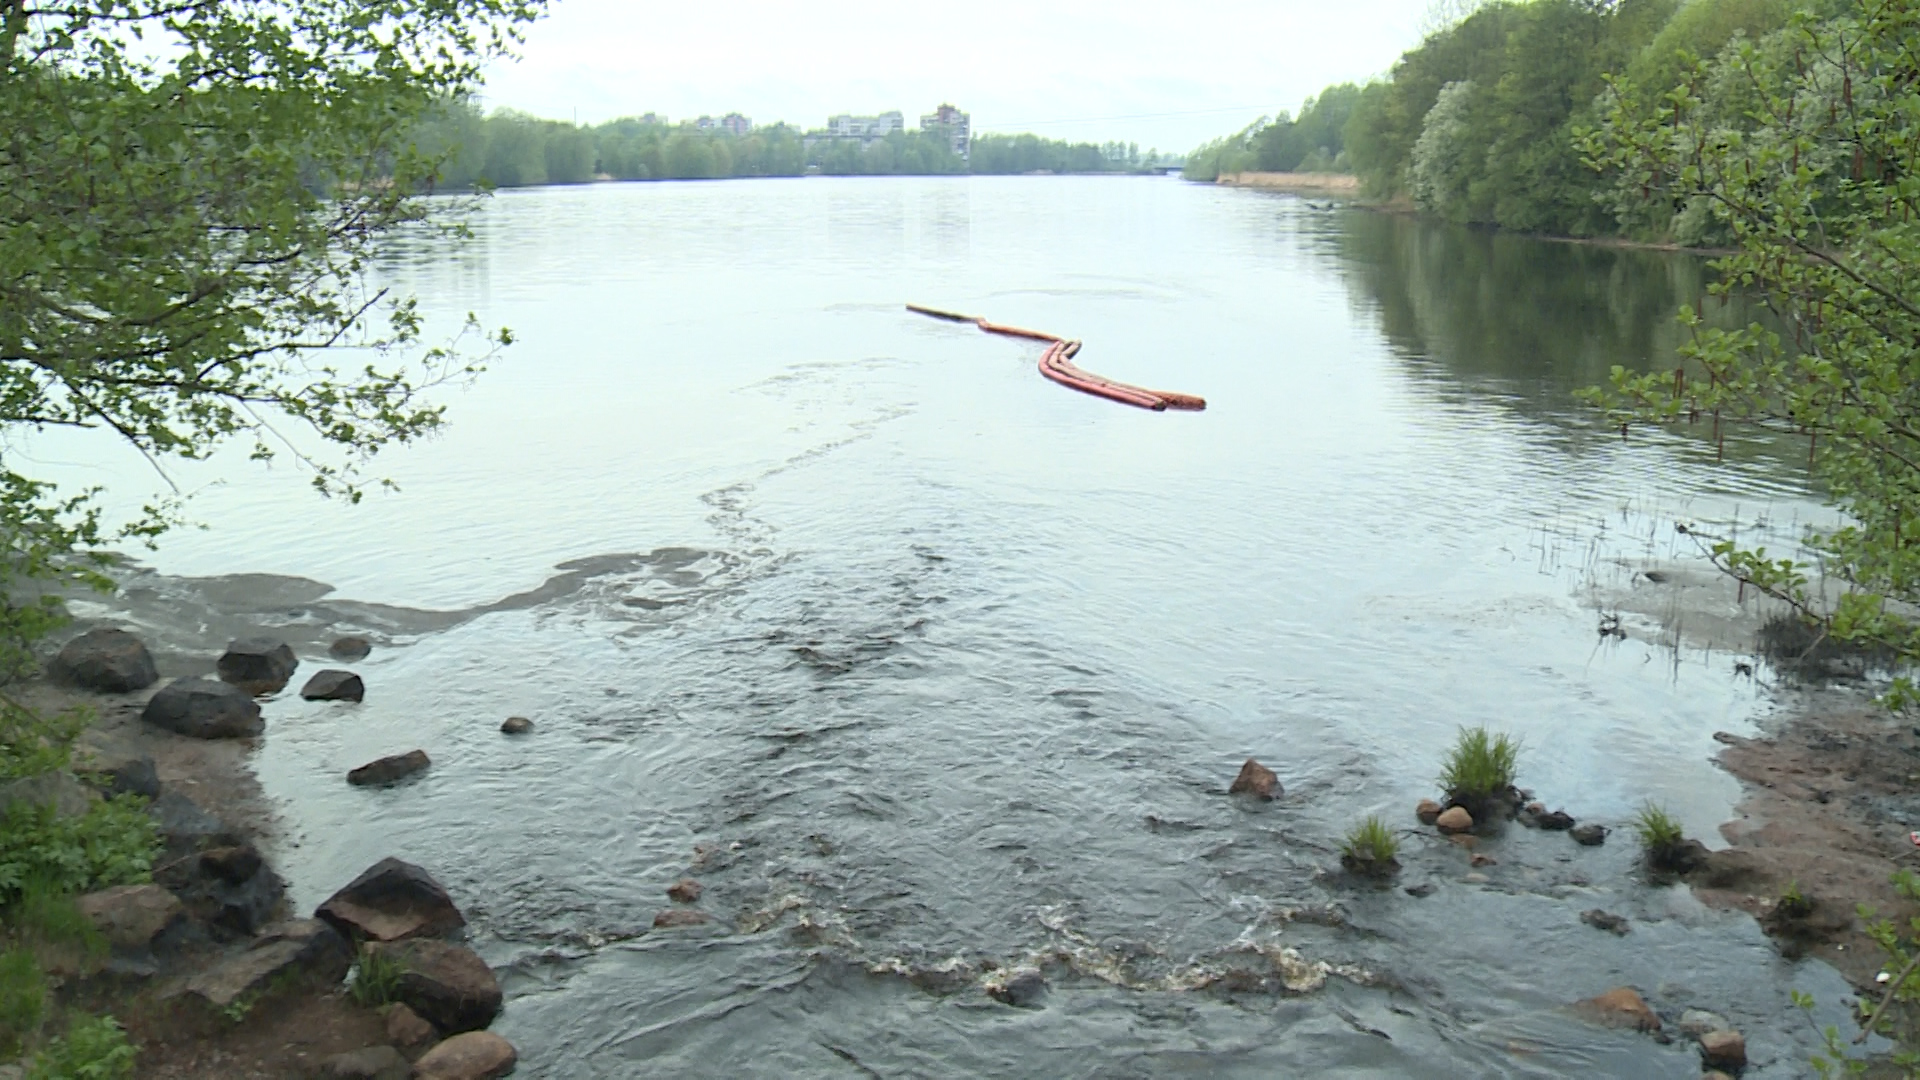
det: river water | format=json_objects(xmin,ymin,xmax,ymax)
[{"xmin": 46, "ymin": 177, "xmax": 1869, "ymax": 1075}]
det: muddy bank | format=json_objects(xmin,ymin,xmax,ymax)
[{"xmin": 1215, "ymin": 171, "xmax": 1362, "ymax": 195}]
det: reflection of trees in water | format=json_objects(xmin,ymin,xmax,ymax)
[
  {"xmin": 1325, "ymin": 209, "xmax": 1808, "ymax": 483},
  {"xmin": 1328, "ymin": 211, "xmax": 1751, "ymax": 397}
]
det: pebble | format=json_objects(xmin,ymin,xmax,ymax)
[
  {"xmin": 1699, "ymin": 1029, "xmax": 1747, "ymax": 1070},
  {"xmin": 1569, "ymin": 824, "xmax": 1608, "ymax": 846}
]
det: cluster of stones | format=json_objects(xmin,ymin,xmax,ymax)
[
  {"xmin": 41, "ymin": 625, "xmax": 534, "ymax": 1077},
  {"xmin": 1573, "ymin": 987, "xmax": 1749, "ymax": 1075}
]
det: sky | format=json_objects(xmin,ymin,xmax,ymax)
[{"xmin": 478, "ymin": 0, "xmax": 1444, "ymax": 154}]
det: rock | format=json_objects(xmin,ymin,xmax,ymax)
[
  {"xmin": 74, "ymin": 748, "xmax": 160, "ymax": 800},
  {"xmin": 177, "ymin": 919, "xmax": 351, "ymax": 1009},
  {"xmin": 1648, "ymin": 838, "xmax": 1711, "ymax": 875},
  {"xmin": 1535, "ymin": 810, "xmax": 1575, "ymax": 830},
  {"xmin": 0, "ymin": 772, "xmax": 99, "ymax": 817},
  {"xmin": 1228, "ymin": 758, "xmax": 1280, "ymax": 800},
  {"xmin": 141, "ymin": 678, "xmax": 264, "ymax": 739},
  {"xmin": 76, "ymin": 884, "xmax": 184, "ymax": 950},
  {"xmin": 653, "ymin": 909, "xmax": 709, "ymax": 929},
  {"xmin": 413, "ymin": 1032, "xmax": 518, "ymax": 1080},
  {"xmin": 1703, "ymin": 1073, "xmax": 1734, "ymax": 1080},
  {"xmin": 48, "ymin": 628, "xmax": 158, "ymax": 693},
  {"xmin": 500, "ymin": 716, "xmax": 534, "ymax": 735},
  {"xmin": 147, "ymin": 791, "xmax": 242, "ymax": 857},
  {"xmin": 1404, "ymin": 883, "xmax": 1436, "ymax": 898},
  {"xmin": 1470, "ymin": 853, "xmax": 1497, "ymax": 867},
  {"xmin": 1699, "ymin": 1029, "xmax": 1747, "ymax": 1070},
  {"xmin": 990, "ymin": 967, "xmax": 1047, "ymax": 1008},
  {"xmin": 386, "ymin": 1002, "xmax": 437, "ymax": 1048},
  {"xmin": 667, "ymin": 879, "xmax": 702, "ymax": 903},
  {"xmin": 319, "ymin": 1046, "xmax": 410, "ymax": 1080},
  {"xmin": 1572, "ymin": 986, "xmax": 1662, "ymax": 1033},
  {"xmin": 1462, "ymin": 871, "xmax": 1490, "ymax": 884},
  {"xmin": 1691, "ymin": 847, "xmax": 1762, "ymax": 888},
  {"xmin": 1435, "ymin": 806, "xmax": 1473, "ymax": 833},
  {"xmin": 200, "ymin": 845, "xmax": 264, "ymax": 885},
  {"xmin": 1415, "ymin": 799, "xmax": 1442, "ymax": 826},
  {"xmin": 347, "ymin": 750, "xmax": 430, "ymax": 787},
  {"xmin": 368, "ymin": 939, "xmax": 502, "ymax": 1035},
  {"xmin": 300, "ymin": 669, "xmax": 365, "ymax": 702},
  {"xmin": 1678, "ymin": 1009, "xmax": 1732, "ymax": 1039},
  {"xmin": 216, "ymin": 637, "xmax": 298, "ymax": 694},
  {"xmin": 329, "ymin": 636, "xmax": 373, "ymax": 662},
  {"xmin": 1580, "ymin": 909, "xmax": 1630, "ymax": 935},
  {"xmin": 316, "ymin": 858, "xmax": 467, "ymax": 944},
  {"xmin": 160, "ymin": 839, "xmax": 283, "ymax": 935},
  {"xmin": 1570, "ymin": 824, "xmax": 1608, "ymax": 847}
]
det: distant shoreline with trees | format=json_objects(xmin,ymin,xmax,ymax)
[{"xmin": 411, "ymin": 100, "xmax": 1179, "ymax": 189}]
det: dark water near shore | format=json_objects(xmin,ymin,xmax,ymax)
[{"xmin": 48, "ymin": 178, "xmax": 1868, "ymax": 1075}]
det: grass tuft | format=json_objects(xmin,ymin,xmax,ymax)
[
  {"xmin": 349, "ymin": 948, "xmax": 403, "ymax": 1008},
  {"xmin": 0, "ymin": 947, "xmax": 45, "ymax": 1059},
  {"xmin": 1438, "ymin": 727, "xmax": 1520, "ymax": 804},
  {"xmin": 1778, "ymin": 879, "xmax": 1813, "ymax": 918},
  {"xmin": 1630, "ymin": 802, "xmax": 1684, "ymax": 853},
  {"xmin": 1340, "ymin": 816, "xmax": 1400, "ymax": 874}
]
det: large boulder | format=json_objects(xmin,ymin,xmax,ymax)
[
  {"xmin": 216, "ymin": 637, "xmax": 298, "ymax": 694},
  {"xmin": 75, "ymin": 884, "xmax": 184, "ymax": 951},
  {"xmin": 160, "ymin": 842, "xmax": 286, "ymax": 936},
  {"xmin": 141, "ymin": 678, "xmax": 263, "ymax": 739},
  {"xmin": 316, "ymin": 858, "xmax": 466, "ymax": 943},
  {"xmin": 175, "ymin": 919, "xmax": 352, "ymax": 1010},
  {"xmin": 347, "ymin": 750, "xmax": 429, "ymax": 787},
  {"xmin": 413, "ymin": 1032, "xmax": 518, "ymax": 1080},
  {"xmin": 147, "ymin": 791, "xmax": 243, "ymax": 858},
  {"xmin": 369, "ymin": 939, "xmax": 502, "ymax": 1034},
  {"xmin": 48, "ymin": 628, "xmax": 158, "ymax": 693},
  {"xmin": 74, "ymin": 747, "xmax": 160, "ymax": 800},
  {"xmin": 301, "ymin": 670, "xmax": 365, "ymax": 702},
  {"xmin": 329, "ymin": 636, "xmax": 373, "ymax": 662}
]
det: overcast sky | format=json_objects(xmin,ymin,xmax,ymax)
[{"xmin": 478, "ymin": 1, "xmax": 1440, "ymax": 153}]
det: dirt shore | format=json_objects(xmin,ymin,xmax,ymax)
[{"xmin": 1215, "ymin": 171, "xmax": 1362, "ymax": 195}]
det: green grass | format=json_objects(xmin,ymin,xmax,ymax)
[
  {"xmin": 349, "ymin": 948, "xmax": 403, "ymax": 1008},
  {"xmin": 0, "ymin": 947, "xmax": 46, "ymax": 1059},
  {"xmin": 1437, "ymin": 727, "xmax": 1520, "ymax": 803},
  {"xmin": 28, "ymin": 1013, "xmax": 136, "ymax": 1080},
  {"xmin": 1778, "ymin": 879, "xmax": 1813, "ymax": 918},
  {"xmin": 12, "ymin": 877, "xmax": 104, "ymax": 959},
  {"xmin": 0, "ymin": 796, "xmax": 158, "ymax": 905},
  {"xmin": 1630, "ymin": 802, "xmax": 1684, "ymax": 852},
  {"xmin": 1340, "ymin": 816, "xmax": 1400, "ymax": 873}
]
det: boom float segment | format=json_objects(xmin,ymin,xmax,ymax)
[{"xmin": 906, "ymin": 305, "xmax": 1206, "ymax": 412}]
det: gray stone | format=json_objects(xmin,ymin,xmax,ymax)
[
  {"xmin": 500, "ymin": 716, "xmax": 533, "ymax": 735},
  {"xmin": 1700, "ymin": 1029, "xmax": 1747, "ymax": 1070},
  {"xmin": 1580, "ymin": 909, "xmax": 1630, "ymax": 935},
  {"xmin": 1570, "ymin": 824, "xmax": 1609, "ymax": 847},
  {"xmin": 74, "ymin": 748, "xmax": 160, "ymax": 799},
  {"xmin": 413, "ymin": 1032, "xmax": 518, "ymax": 1080},
  {"xmin": 177, "ymin": 919, "xmax": 351, "ymax": 1010},
  {"xmin": 990, "ymin": 967, "xmax": 1047, "ymax": 1009},
  {"xmin": 147, "ymin": 791, "xmax": 241, "ymax": 856},
  {"xmin": 320, "ymin": 1046, "xmax": 410, "ymax": 1080},
  {"xmin": 329, "ymin": 636, "xmax": 373, "ymax": 662},
  {"xmin": 75, "ymin": 884, "xmax": 184, "ymax": 950},
  {"xmin": 1679, "ymin": 1009, "xmax": 1733, "ymax": 1038},
  {"xmin": 316, "ymin": 858, "xmax": 466, "ymax": 943},
  {"xmin": 142, "ymin": 678, "xmax": 264, "ymax": 739},
  {"xmin": 347, "ymin": 750, "xmax": 430, "ymax": 787},
  {"xmin": 0, "ymin": 771, "xmax": 99, "ymax": 817},
  {"xmin": 216, "ymin": 637, "xmax": 297, "ymax": 694},
  {"xmin": 48, "ymin": 628, "xmax": 158, "ymax": 692},
  {"xmin": 369, "ymin": 939, "xmax": 502, "ymax": 1034},
  {"xmin": 301, "ymin": 669, "xmax": 365, "ymax": 702}
]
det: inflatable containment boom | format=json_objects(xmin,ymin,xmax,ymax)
[{"xmin": 906, "ymin": 304, "xmax": 1206, "ymax": 412}]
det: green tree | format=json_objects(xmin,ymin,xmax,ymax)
[
  {"xmin": 0, "ymin": 1, "xmax": 542, "ymax": 668},
  {"xmin": 1583, "ymin": 1, "xmax": 1920, "ymax": 698}
]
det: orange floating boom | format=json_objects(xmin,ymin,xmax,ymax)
[{"xmin": 906, "ymin": 305, "xmax": 1206, "ymax": 412}]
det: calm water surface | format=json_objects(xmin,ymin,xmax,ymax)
[{"xmin": 49, "ymin": 178, "xmax": 1867, "ymax": 1076}]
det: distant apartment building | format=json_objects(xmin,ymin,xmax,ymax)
[
  {"xmin": 696, "ymin": 113, "xmax": 753, "ymax": 136},
  {"xmin": 826, "ymin": 110, "xmax": 905, "ymax": 146},
  {"xmin": 920, "ymin": 104, "xmax": 971, "ymax": 160}
]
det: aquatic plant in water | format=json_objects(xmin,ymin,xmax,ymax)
[
  {"xmin": 1340, "ymin": 816, "xmax": 1400, "ymax": 875},
  {"xmin": 1630, "ymin": 803, "xmax": 1684, "ymax": 856},
  {"xmin": 1437, "ymin": 727, "xmax": 1519, "ymax": 808}
]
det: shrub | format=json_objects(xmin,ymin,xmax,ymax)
[
  {"xmin": 29, "ymin": 1013, "xmax": 136, "ymax": 1080},
  {"xmin": 1340, "ymin": 816, "xmax": 1400, "ymax": 875},
  {"xmin": 1779, "ymin": 879, "xmax": 1813, "ymax": 919},
  {"xmin": 1438, "ymin": 727, "xmax": 1520, "ymax": 804},
  {"xmin": 349, "ymin": 949, "xmax": 403, "ymax": 1008},
  {"xmin": 0, "ymin": 796, "xmax": 158, "ymax": 904}
]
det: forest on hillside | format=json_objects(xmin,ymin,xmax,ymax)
[{"xmin": 1185, "ymin": 0, "xmax": 1807, "ymax": 240}]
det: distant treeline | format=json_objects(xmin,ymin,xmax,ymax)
[
  {"xmin": 410, "ymin": 101, "xmax": 1171, "ymax": 187},
  {"xmin": 1186, "ymin": 0, "xmax": 1800, "ymax": 240}
]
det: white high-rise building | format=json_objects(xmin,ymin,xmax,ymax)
[{"xmin": 920, "ymin": 104, "xmax": 971, "ymax": 160}]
